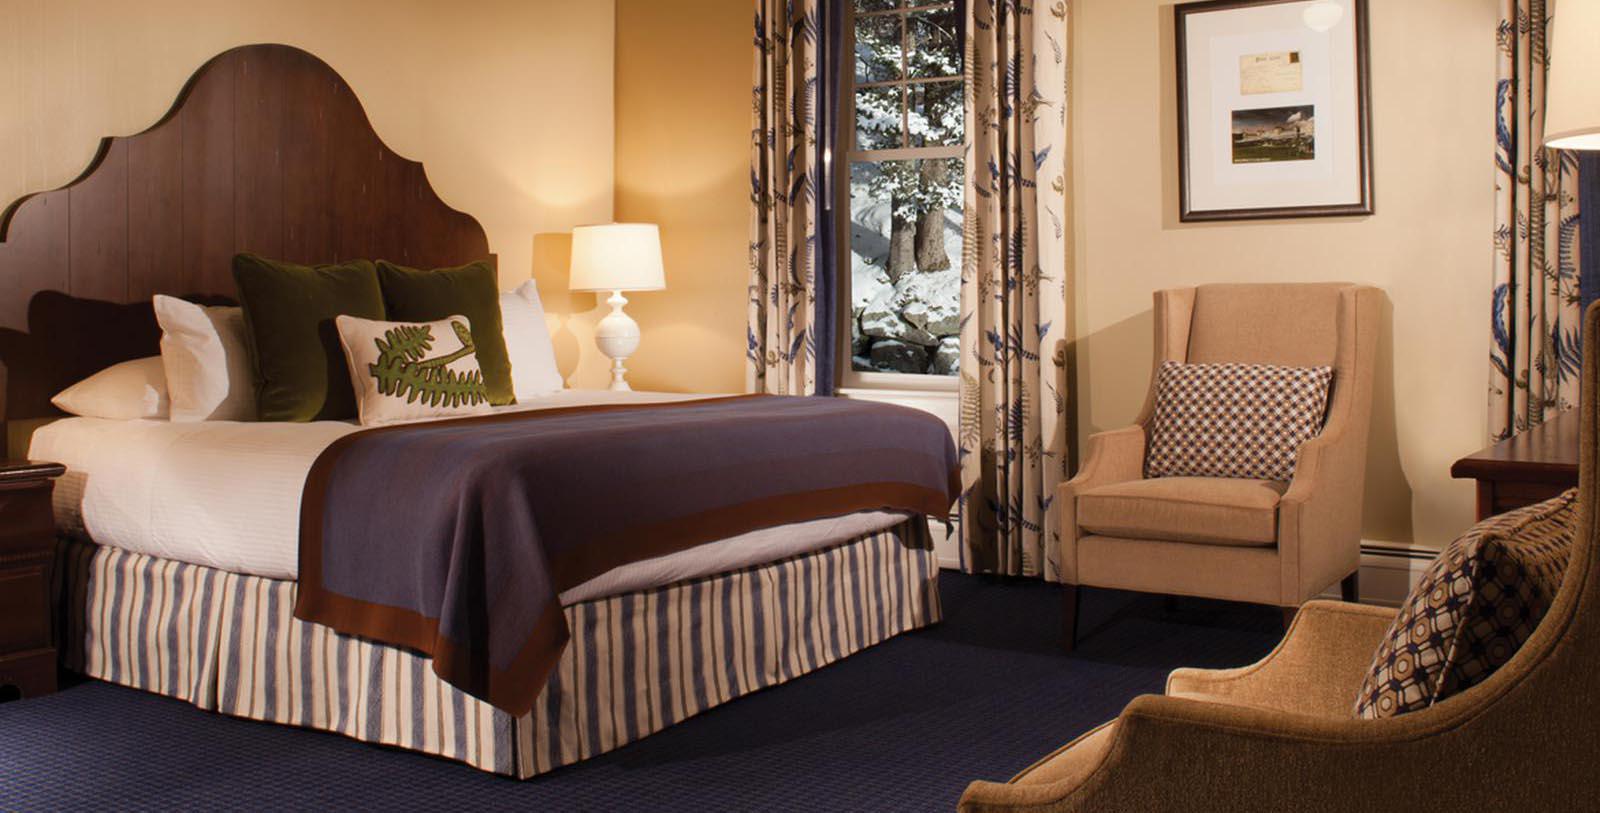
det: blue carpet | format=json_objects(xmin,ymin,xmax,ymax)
[{"xmin": 0, "ymin": 575, "xmax": 1280, "ymax": 812}]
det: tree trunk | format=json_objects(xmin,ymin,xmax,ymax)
[
  {"xmin": 915, "ymin": 159, "xmax": 951, "ymax": 272},
  {"xmin": 915, "ymin": 211, "xmax": 950, "ymax": 272},
  {"xmin": 887, "ymin": 200, "xmax": 916, "ymax": 283}
]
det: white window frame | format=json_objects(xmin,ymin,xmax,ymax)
[{"xmin": 835, "ymin": 0, "xmax": 964, "ymax": 395}]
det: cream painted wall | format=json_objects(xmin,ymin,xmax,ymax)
[
  {"xmin": 0, "ymin": 0, "xmax": 618, "ymax": 387},
  {"xmin": 1071, "ymin": 0, "xmax": 1498, "ymax": 551},
  {"xmin": 612, "ymin": 0, "xmax": 751, "ymax": 394}
]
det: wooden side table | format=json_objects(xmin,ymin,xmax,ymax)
[
  {"xmin": 1450, "ymin": 410, "xmax": 1580, "ymax": 521},
  {"xmin": 0, "ymin": 460, "xmax": 65, "ymax": 700}
]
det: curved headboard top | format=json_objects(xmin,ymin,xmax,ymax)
[{"xmin": 0, "ymin": 43, "xmax": 493, "ymax": 443}]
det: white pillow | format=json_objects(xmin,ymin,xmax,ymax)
[
  {"xmin": 335, "ymin": 314, "xmax": 495, "ymax": 427},
  {"xmin": 501, "ymin": 280, "xmax": 564, "ymax": 398},
  {"xmin": 52, "ymin": 357, "xmax": 169, "ymax": 420},
  {"xmin": 153, "ymin": 295, "xmax": 257, "ymax": 422}
]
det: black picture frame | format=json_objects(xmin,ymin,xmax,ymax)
[{"xmin": 1176, "ymin": 0, "xmax": 1373, "ymax": 222}]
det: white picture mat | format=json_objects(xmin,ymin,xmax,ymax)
[{"xmin": 1183, "ymin": 0, "xmax": 1363, "ymax": 214}]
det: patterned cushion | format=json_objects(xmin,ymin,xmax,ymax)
[
  {"xmin": 334, "ymin": 314, "xmax": 494, "ymax": 427},
  {"xmin": 1144, "ymin": 361, "xmax": 1334, "ymax": 481},
  {"xmin": 1353, "ymin": 490, "xmax": 1577, "ymax": 719}
]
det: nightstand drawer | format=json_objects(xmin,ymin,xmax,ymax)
[
  {"xmin": 0, "ymin": 461, "xmax": 63, "ymax": 699},
  {"xmin": 0, "ymin": 482, "xmax": 54, "ymax": 559},
  {"xmin": 0, "ymin": 567, "xmax": 51, "ymax": 652}
]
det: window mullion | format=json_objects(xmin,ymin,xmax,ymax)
[
  {"xmin": 850, "ymin": 146, "xmax": 965, "ymax": 162},
  {"xmin": 857, "ymin": 76, "xmax": 961, "ymax": 90},
  {"xmin": 856, "ymin": 3, "xmax": 954, "ymax": 17}
]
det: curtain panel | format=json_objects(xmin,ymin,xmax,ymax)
[
  {"xmin": 958, "ymin": 0, "xmax": 1071, "ymax": 578},
  {"xmin": 749, "ymin": 0, "xmax": 829, "ymax": 396},
  {"xmin": 1491, "ymin": 0, "xmax": 1582, "ymax": 441}
]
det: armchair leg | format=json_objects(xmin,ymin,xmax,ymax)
[
  {"xmin": 1341, "ymin": 571, "xmax": 1361, "ymax": 603},
  {"xmin": 1062, "ymin": 584, "xmax": 1081, "ymax": 653}
]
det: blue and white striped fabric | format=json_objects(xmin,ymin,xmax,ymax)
[{"xmin": 57, "ymin": 518, "xmax": 940, "ymax": 778}]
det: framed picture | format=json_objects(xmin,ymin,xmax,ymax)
[{"xmin": 1176, "ymin": 0, "xmax": 1372, "ymax": 221}]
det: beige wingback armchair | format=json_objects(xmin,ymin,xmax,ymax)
[
  {"xmin": 957, "ymin": 301, "xmax": 1600, "ymax": 812},
  {"xmin": 1061, "ymin": 283, "xmax": 1380, "ymax": 645}
]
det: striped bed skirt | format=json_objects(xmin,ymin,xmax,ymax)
[{"xmin": 54, "ymin": 518, "xmax": 941, "ymax": 778}]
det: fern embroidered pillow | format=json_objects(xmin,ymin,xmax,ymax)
[{"xmin": 334, "ymin": 314, "xmax": 494, "ymax": 426}]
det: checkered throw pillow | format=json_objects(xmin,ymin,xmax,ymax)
[
  {"xmin": 1144, "ymin": 361, "xmax": 1334, "ymax": 482},
  {"xmin": 1353, "ymin": 490, "xmax": 1576, "ymax": 719}
]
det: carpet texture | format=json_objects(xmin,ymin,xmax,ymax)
[{"xmin": 0, "ymin": 574, "xmax": 1280, "ymax": 811}]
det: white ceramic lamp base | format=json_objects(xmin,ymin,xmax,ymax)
[{"xmin": 594, "ymin": 290, "xmax": 641, "ymax": 392}]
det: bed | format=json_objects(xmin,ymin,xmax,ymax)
[{"xmin": 1, "ymin": 44, "xmax": 948, "ymax": 778}]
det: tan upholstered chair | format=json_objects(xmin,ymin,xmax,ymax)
[
  {"xmin": 1061, "ymin": 283, "xmax": 1380, "ymax": 644},
  {"xmin": 956, "ymin": 301, "xmax": 1600, "ymax": 813}
]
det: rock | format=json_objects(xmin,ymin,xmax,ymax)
[
  {"xmin": 851, "ymin": 330, "xmax": 872, "ymax": 359},
  {"xmin": 902, "ymin": 323, "xmax": 941, "ymax": 347},
  {"xmin": 895, "ymin": 267, "xmax": 962, "ymax": 338},
  {"xmin": 930, "ymin": 337, "xmax": 961, "ymax": 375},
  {"xmin": 860, "ymin": 288, "xmax": 939, "ymax": 346},
  {"xmin": 869, "ymin": 339, "xmax": 929, "ymax": 374},
  {"xmin": 859, "ymin": 289, "xmax": 902, "ymax": 337}
]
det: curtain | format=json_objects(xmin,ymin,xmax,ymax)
[
  {"xmin": 958, "ymin": 0, "xmax": 1070, "ymax": 578},
  {"xmin": 1583, "ymin": 153, "xmax": 1600, "ymax": 316},
  {"xmin": 748, "ymin": 0, "xmax": 831, "ymax": 396},
  {"xmin": 1491, "ymin": 0, "xmax": 1582, "ymax": 441}
]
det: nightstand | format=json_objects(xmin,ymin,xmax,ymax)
[
  {"xmin": 0, "ymin": 460, "xmax": 65, "ymax": 701},
  {"xmin": 1450, "ymin": 408, "xmax": 1579, "ymax": 520}
]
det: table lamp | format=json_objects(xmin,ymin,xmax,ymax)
[
  {"xmin": 1546, "ymin": 0, "xmax": 1600, "ymax": 150},
  {"xmin": 569, "ymin": 223, "xmax": 666, "ymax": 391}
]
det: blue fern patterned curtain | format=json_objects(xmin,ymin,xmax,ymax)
[
  {"xmin": 749, "ymin": 0, "xmax": 828, "ymax": 396},
  {"xmin": 1491, "ymin": 0, "xmax": 1582, "ymax": 440},
  {"xmin": 958, "ymin": 0, "xmax": 1070, "ymax": 578}
]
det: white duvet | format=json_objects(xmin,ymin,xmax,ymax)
[{"xmin": 29, "ymin": 389, "xmax": 909, "ymax": 604}]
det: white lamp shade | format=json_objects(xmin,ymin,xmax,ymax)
[
  {"xmin": 1546, "ymin": 0, "xmax": 1600, "ymax": 149},
  {"xmin": 568, "ymin": 223, "xmax": 666, "ymax": 292}
]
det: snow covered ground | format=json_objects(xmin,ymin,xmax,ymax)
[{"xmin": 849, "ymin": 176, "xmax": 964, "ymax": 376}]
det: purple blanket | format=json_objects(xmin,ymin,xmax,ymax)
[{"xmin": 294, "ymin": 395, "xmax": 959, "ymax": 715}]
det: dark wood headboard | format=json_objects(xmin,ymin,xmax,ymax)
[{"xmin": 0, "ymin": 43, "xmax": 493, "ymax": 452}]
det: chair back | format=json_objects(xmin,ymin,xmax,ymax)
[
  {"xmin": 1141, "ymin": 283, "xmax": 1379, "ymax": 445},
  {"xmin": 1184, "ymin": 283, "xmax": 1349, "ymax": 367},
  {"xmin": 1457, "ymin": 300, "xmax": 1600, "ymax": 739}
]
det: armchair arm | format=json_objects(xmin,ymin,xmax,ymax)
[
  {"xmin": 1276, "ymin": 415, "xmax": 1368, "ymax": 604},
  {"xmin": 1275, "ymin": 284, "xmax": 1380, "ymax": 604},
  {"xmin": 1278, "ymin": 422, "xmax": 1359, "ymax": 509},
  {"xmin": 1072, "ymin": 425, "xmax": 1146, "ymax": 487},
  {"xmin": 1166, "ymin": 600, "xmax": 1395, "ymax": 718},
  {"xmin": 957, "ymin": 681, "xmax": 1432, "ymax": 813},
  {"xmin": 956, "ymin": 689, "xmax": 1358, "ymax": 813},
  {"xmin": 960, "ymin": 601, "xmax": 1398, "ymax": 811},
  {"xmin": 1058, "ymin": 425, "xmax": 1145, "ymax": 584}
]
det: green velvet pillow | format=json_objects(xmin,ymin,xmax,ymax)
[
  {"xmin": 375, "ymin": 259, "xmax": 514, "ymax": 405},
  {"xmin": 232, "ymin": 254, "xmax": 385, "ymax": 422}
]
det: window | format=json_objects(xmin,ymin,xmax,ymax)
[{"xmin": 839, "ymin": 0, "xmax": 964, "ymax": 385}]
